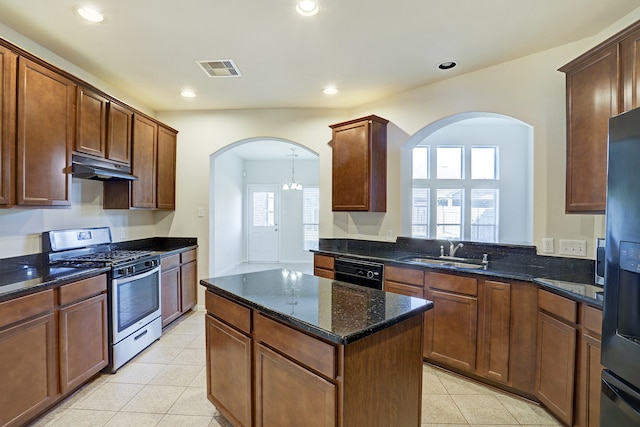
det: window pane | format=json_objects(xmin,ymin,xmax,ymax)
[
  {"xmin": 471, "ymin": 147, "xmax": 497, "ymax": 179},
  {"xmin": 412, "ymin": 147, "xmax": 429, "ymax": 179},
  {"xmin": 471, "ymin": 189, "xmax": 498, "ymax": 242},
  {"xmin": 303, "ymin": 187, "xmax": 320, "ymax": 250},
  {"xmin": 437, "ymin": 147, "xmax": 462, "ymax": 179},
  {"xmin": 252, "ymin": 192, "xmax": 275, "ymax": 226},
  {"xmin": 411, "ymin": 187, "xmax": 430, "ymax": 238},
  {"xmin": 436, "ymin": 189, "xmax": 462, "ymax": 239}
]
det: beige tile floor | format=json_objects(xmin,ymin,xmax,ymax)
[{"xmin": 30, "ymin": 307, "xmax": 561, "ymax": 427}]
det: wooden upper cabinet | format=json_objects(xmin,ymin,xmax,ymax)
[
  {"xmin": 560, "ymin": 20, "xmax": 640, "ymax": 213},
  {"xmin": 106, "ymin": 101, "xmax": 132, "ymax": 164},
  {"xmin": 76, "ymin": 87, "xmax": 107, "ymax": 158},
  {"xmin": 560, "ymin": 45, "xmax": 619, "ymax": 213},
  {"xmin": 330, "ymin": 115, "xmax": 388, "ymax": 212},
  {"xmin": 17, "ymin": 57, "xmax": 76, "ymax": 206},
  {"xmin": 0, "ymin": 45, "xmax": 16, "ymax": 207},
  {"xmin": 157, "ymin": 125, "xmax": 177, "ymax": 210},
  {"xmin": 131, "ymin": 114, "xmax": 158, "ymax": 208}
]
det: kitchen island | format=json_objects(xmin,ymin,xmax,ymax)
[{"xmin": 200, "ymin": 269, "xmax": 433, "ymax": 427}]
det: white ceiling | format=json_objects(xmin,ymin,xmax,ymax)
[{"xmin": 0, "ymin": 0, "xmax": 637, "ymax": 113}]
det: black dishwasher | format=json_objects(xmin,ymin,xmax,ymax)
[{"xmin": 334, "ymin": 257, "xmax": 384, "ymax": 290}]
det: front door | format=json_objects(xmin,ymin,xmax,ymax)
[{"xmin": 248, "ymin": 185, "xmax": 279, "ymax": 262}]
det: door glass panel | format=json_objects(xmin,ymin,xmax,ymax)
[{"xmin": 252, "ymin": 191, "xmax": 275, "ymax": 226}]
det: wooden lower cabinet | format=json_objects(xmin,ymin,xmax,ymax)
[
  {"xmin": 576, "ymin": 305, "xmax": 603, "ymax": 427},
  {"xmin": 424, "ymin": 272, "xmax": 478, "ymax": 371},
  {"xmin": 255, "ymin": 343, "xmax": 336, "ymax": 427},
  {"xmin": 536, "ymin": 289, "xmax": 578, "ymax": 426},
  {"xmin": 384, "ymin": 265, "xmax": 424, "ymax": 298},
  {"xmin": 206, "ymin": 314, "xmax": 252, "ymax": 427},
  {"xmin": 0, "ymin": 290, "xmax": 56, "ymax": 427},
  {"xmin": 58, "ymin": 276, "xmax": 108, "ymax": 393},
  {"xmin": 205, "ymin": 289, "xmax": 424, "ymax": 426},
  {"xmin": 313, "ymin": 253, "xmax": 335, "ymax": 279},
  {"xmin": 161, "ymin": 249, "xmax": 198, "ymax": 328},
  {"xmin": 477, "ymin": 280, "xmax": 511, "ymax": 384}
]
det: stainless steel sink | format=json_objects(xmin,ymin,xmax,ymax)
[{"xmin": 402, "ymin": 257, "xmax": 484, "ymax": 269}]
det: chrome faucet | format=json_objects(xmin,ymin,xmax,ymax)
[{"xmin": 448, "ymin": 240, "xmax": 463, "ymax": 257}]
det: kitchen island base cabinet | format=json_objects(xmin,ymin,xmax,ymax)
[{"xmin": 205, "ymin": 286, "xmax": 425, "ymax": 427}]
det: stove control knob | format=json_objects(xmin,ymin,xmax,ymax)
[{"xmin": 367, "ymin": 270, "xmax": 375, "ymax": 279}]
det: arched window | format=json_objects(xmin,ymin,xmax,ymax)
[{"xmin": 404, "ymin": 114, "xmax": 533, "ymax": 245}]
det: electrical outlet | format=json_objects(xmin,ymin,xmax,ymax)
[
  {"xmin": 542, "ymin": 238, "xmax": 554, "ymax": 254},
  {"xmin": 120, "ymin": 229, "xmax": 127, "ymax": 239},
  {"xmin": 386, "ymin": 229, "xmax": 393, "ymax": 240},
  {"xmin": 559, "ymin": 239, "xmax": 587, "ymax": 257},
  {"xmin": 197, "ymin": 207, "xmax": 205, "ymax": 218}
]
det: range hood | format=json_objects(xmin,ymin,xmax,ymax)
[{"xmin": 72, "ymin": 154, "xmax": 138, "ymax": 181}]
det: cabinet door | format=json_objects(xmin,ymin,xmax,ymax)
[
  {"xmin": 330, "ymin": 116, "xmax": 387, "ymax": 212},
  {"xmin": 478, "ymin": 280, "xmax": 511, "ymax": 384},
  {"xmin": 562, "ymin": 45, "xmax": 619, "ymax": 213},
  {"xmin": 206, "ymin": 314, "xmax": 252, "ymax": 427},
  {"xmin": 536, "ymin": 311, "xmax": 576, "ymax": 426},
  {"xmin": 131, "ymin": 114, "xmax": 157, "ymax": 208},
  {"xmin": 76, "ymin": 87, "xmax": 107, "ymax": 157},
  {"xmin": 17, "ymin": 57, "xmax": 75, "ymax": 206},
  {"xmin": 0, "ymin": 45, "xmax": 16, "ymax": 206},
  {"xmin": 0, "ymin": 313, "xmax": 57, "ymax": 427},
  {"xmin": 59, "ymin": 293, "xmax": 108, "ymax": 393},
  {"xmin": 255, "ymin": 343, "xmax": 336, "ymax": 427},
  {"xmin": 579, "ymin": 333, "xmax": 602, "ymax": 427},
  {"xmin": 180, "ymin": 260, "xmax": 197, "ymax": 313},
  {"xmin": 161, "ymin": 267, "xmax": 181, "ymax": 328},
  {"xmin": 424, "ymin": 288, "xmax": 477, "ymax": 371},
  {"xmin": 106, "ymin": 101, "xmax": 132, "ymax": 164},
  {"xmin": 157, "ymin": 125, "xmax": 177, "ymax": 210}
]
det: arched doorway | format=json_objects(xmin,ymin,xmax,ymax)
[
  {"xmin": 401, "ymin": 112, "xmax": 533, "ymax": 244},
  {"xmin": 209, "ymin": 138, "xmax": 319, "ymax": 276}
]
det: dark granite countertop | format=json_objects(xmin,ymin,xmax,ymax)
[
  {"xmin": 0, "ymin": 237, "xmax": 197, "ymax": 302},
  {"xmin": 200, "ymin": 269, "xmax": 433, "ymax": 345},
  {"xmin": 313, "ymin": 237, "xmax": 603, "ymax": 308}
]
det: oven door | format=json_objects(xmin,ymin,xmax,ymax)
[{"xmin": 112, "ymin": 265, "xmax": 161, "ymax": 344}]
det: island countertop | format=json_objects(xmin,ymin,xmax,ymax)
[{"xmin": 199, "ymin": 268, "xmax": 433, "ymax": 345}]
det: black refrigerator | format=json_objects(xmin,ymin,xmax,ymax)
[{"xmin": 601, "ymin": 106, "xmax": 640, "ymax": 426}]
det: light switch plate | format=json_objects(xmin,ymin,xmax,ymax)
[{"xmin": 559, "ymin": 239, "xmax": 586, "ymax": 256}]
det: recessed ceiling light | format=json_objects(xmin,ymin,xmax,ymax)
[
  {"xmin": 77, "ymin": 6, "xmax": 104, "ymax": 23},
  {"xmin": 296, "ymin": 0, "xmax": 319, "ymax": 16},
  {"xmin": 181, "ymin": 90, "xmax": 196, "ymax": 98},
  {"xmin": 323, "ymin": 86, "xmax": 338, "ymax": 95},
  {"xmin": 437, "ymin": 60, "xmax": 458, "ymax": 70}
]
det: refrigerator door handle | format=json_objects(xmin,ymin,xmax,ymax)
[{"xmin": 602, "ymin": 377, "xmax": 640, "ymax": 423}]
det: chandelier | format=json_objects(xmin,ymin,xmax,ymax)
[{"xmin": 282, "ymin": 148, "xmax": 303, "ymax": 191}]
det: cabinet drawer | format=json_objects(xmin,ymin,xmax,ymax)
[
  {"xmin": 205, "ymin": 291, "xmax": 251, "ymax": 335},
  {"xmin": 314, "ymin": 254, "xmax": 334, "ymax": 270},
  {"xmin": 385, "ymin": 265, "xmax": 424, "ymax": 287},
  {"xmin": 181, "ymin": 249, "xmax": 197, "ymax": 264},
  {"xmin": 0, "ymin": 290, "xmax": 54, "ymax": 328},
  {"xmin": 254, "ymin": 313, "xmax": 336, "ymax": 379},
  {"xmin": 59, "ymin": 274, "xmax": 107, "ymax": 306},
  {"xmin": 161, "ymin": 253, "xmax": 180, "ymax": 270},
  {"xmin": 428, "ymin": 272, "xmax": 477, "ymax": 296},
  {"xmin": 538, "ymin": 289, "xmax": 577, "ymax": 324},
  {"xmin": 582, "ymin": 304, "xmax": 602, "ymax": 336}
]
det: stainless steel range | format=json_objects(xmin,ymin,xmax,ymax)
[{"xmin": 44, "ymin": 227, "xmax": 162, "ymax": 373}]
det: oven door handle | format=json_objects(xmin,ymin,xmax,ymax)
[
  {"xmin": 113, "ymin": 265, "xmax": 160, "ymax": 285},
  {"xmin": 602, "ymin": 377, "xmax": 640, "ymax": 422}
]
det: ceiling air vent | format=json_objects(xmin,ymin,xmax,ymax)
[{"xmin": 196, "ymin": 60, "xmax": 242, "ymax": 78}]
